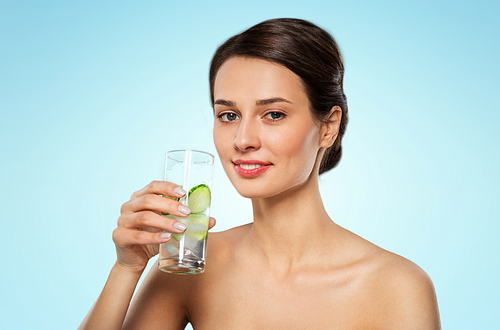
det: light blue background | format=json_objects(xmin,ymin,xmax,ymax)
[{"xmin": 1, "ymin": 1, "xmax": 498, "ymax": 329}]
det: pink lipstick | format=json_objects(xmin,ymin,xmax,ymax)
[{"xmin": 233, "ymin": 159, "xmax": 272, "ymax": 178}]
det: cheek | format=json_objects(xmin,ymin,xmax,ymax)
[{"xmin": 267, "ymin": 124, "xmax": 319, "ymax": 162}]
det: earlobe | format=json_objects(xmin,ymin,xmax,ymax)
[{"xmin": 320, "ymin": 106, "xmax": 342, "ymax": 148}]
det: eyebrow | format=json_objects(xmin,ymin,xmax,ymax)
[
  {"xmin": 256, "ymin": 97, "xmax": 292, "ymax": 106},
  {"xmin": 214, "ymin": 99, "xmax": 235, "ymax": 106},
  {"xmin": 214, "ymin": 97, "xmax": 292, "ymax": 107}
]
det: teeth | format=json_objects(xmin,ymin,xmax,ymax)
[{"xmin": 239, "ymin": 164, "xmax": 263, "ymax": 170}]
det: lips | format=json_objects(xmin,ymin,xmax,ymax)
[{"xmin": 233, "ymin": 159, "xmax": 272, "ymax": 178}]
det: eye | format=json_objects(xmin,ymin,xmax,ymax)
[
  {"xmin": 219, "ymin": 112, "xmax": 239, "ymax": 122},
  {"xmin": 264, "ymin": 112, "xmax": 286, "ymax": 121}
]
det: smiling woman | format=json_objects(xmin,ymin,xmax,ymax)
[
  {"xmin": 209, "ymin": 18, "xmax": 349, "ymax": 175},
  {"xmin": 79, "ymin": 18, "xmax": 441, "ymax": 330},
  {"xmin": 213, "ymin": 57, "xmax": 334, "ymax": 199}
]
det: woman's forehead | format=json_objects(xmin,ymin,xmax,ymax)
[{"xmin": 213, "ymin": 57, "xmax": 308, "ymax": 106}]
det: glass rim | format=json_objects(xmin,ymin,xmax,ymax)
[{"xmin": 165, "ymin": 149, "xmax": 214, "ymax": 160}]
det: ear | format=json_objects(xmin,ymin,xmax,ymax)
[{"xmin": 319, "ymin": 106, "xmax": 342, "ymax": 148}]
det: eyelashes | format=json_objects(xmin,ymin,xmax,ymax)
[
  {"xmin": 218, "ymin": 112, "xmax": 239, "ymax": 122},
  {"xmin": 264, "ymin": 112, "xmax": 285, "ymax": 120},
  {"xmin": 217, "ymin": 111, "xmax": 287, "ymax": 123}
]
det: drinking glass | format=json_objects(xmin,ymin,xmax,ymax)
[{"xmin": 158, "ymin": 150, "xmax": 214, "ymax": 274}]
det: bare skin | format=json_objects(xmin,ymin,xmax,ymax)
[
  {"xmin": 79, "ymin": 57, "xmax": 440, "ymax": 329},
  {"xmin": 123, "ymin": 194, "xmax": 440, "ymax": 329}
]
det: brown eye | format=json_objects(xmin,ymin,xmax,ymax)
[
  {"xmin": 265, "ymin": 112, "xmax": 285, "ymax": 120},
  {"xmin": 219, "ymin": 113, "xmax": 239, "ymax": 122}
]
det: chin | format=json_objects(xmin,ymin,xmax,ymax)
[
  {"xmin": 231, "ymin": 181, "xmax": 273, "ymax": 199},
  {"xmin": 237, "ymin": 190, "xmax": 272, "ymax": 199},
  {"xmin": 229, "ymin": 175, "xmax": 305, "ymax": 200}
]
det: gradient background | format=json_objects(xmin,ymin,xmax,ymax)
[{"xmin": 1, "ymin": 1, "xmax": 499, "ymax": 329}]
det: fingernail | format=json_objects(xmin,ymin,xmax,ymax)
[
  {"xmin": 178, "ymin": 205, "xmax": 191, "ymax": 215},
  {"xmin": 174, "ymin": 222, "xmax": 187, "ymax": 231},
  {"xmin": 174, "ymin": 186, "xmax": 186, "ymax": 197},
  {"xmin": 160, "ymin": 232, "xmax": 171, "ymax": 240}
]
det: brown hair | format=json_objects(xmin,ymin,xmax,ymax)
[{"xmin": 209, "ymin": 18, "xmax": 348, "ymax": 174}]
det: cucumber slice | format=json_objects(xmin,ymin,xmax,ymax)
[
  {"xmin": 186, "ymin": 213, "xmax": 209, "ymax": 226},
  {"xmin": 185, "ymin": 213, "xmax": 209, "ymax": 241},
  {"xmin": 162, "ymin": 195, "xmax": 180, "ymax": 201},
  {"xmin": 161, "ymin": 185, "xmax": 182, "ymax": 216},
  {"xmin": 188, "ymin": 184, "xmax": 211, "ymax": 213},
  {"xmin": 186, "ymin": 223, "xmax": 209, "ymax": 241},
  {"xmin": 171, "ymin": 233, "xmax": 182, "ymax": 241},
  {"xmin": 171, "ymin": 213, "xmax": 209, "ymax": 242}
]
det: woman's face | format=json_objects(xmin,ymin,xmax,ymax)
[{"xmin": 213, "ymin": 57, "xmax": 333, "ymax": 199}]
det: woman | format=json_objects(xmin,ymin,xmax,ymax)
[{"xmin": 80, "ymin": 18, "xmax": 440, "ymax": 329}]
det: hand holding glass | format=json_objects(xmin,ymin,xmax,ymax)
[{"xmin": 158, "ymin": 150, "xmax": 214, "ymax": 274}]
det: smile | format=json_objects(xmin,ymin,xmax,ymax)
[
  {"xmin": 239, "ymin": 164, "xmax": 263, "ymax": 170},
  {"xmin": 233, "ymin": 160, "xmax": 272, "ymax": 178}
]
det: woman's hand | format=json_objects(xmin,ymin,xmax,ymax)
[{"xmin": 112, "ymin": 181, "xmax": 216, "ymax": 273}]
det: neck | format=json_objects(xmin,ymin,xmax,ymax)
[{"xmin": 247, "ymin": 173, "xmax": 337, "ymax": 272}]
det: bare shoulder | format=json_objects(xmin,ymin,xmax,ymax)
[
  {"xmin": 122, "ymin": 225, "xmax": 251, "ymax": 329},
  {"xmin": 205, "ymin": 223, "xmax": 252, "ymax": 256},
  {"xmin": 209, "ymin": 223, "xmax": 252, "ymax": 241},
  {"xmin": 334, "ymin": 226, "xmax": 440, "ymax": 328},
  {"xmin": 362, "ymin": 247, "xmax": 441, "ymax": 329},
  {"xmin": 122, "ymin": 262, "xmax": 192, "ymax": 329}
]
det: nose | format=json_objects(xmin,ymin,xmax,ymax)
[{"xmin": 234, "ymin": 117, "xmax": 261, "ymax": 152}]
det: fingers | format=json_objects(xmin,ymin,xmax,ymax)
[
  {"xmin": 118, "ymin": 211, "xmax": 188, "ymax": 234},
  {"xmin": 130, "ymin": 180, "xmax": 185, "ymax": 200},
  {"xmin": 116, "ymin": 182, "xmax": 216, "ymax": 250},
  {"xmin": 122, "ymin": 180, "xmax": 190, "ymax": 216},
  {"xmin": 114, "ymin": 210, "xmax": 189, "ymax": 248},
  {"xmin": 121, "ymin": 193, "xmax": 191, "ymax": 216},
  {"xmin": 113, "ymin": 227, "xmax": 172, "ymax": 247},
  {"xmin": 114, "ymin": 214, "xmax": 217, "ymax": 251}
]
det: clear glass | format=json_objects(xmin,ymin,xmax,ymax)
[{"xmin": 158, "ymin": 150, "xmax": 214, "ymax": 275}]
